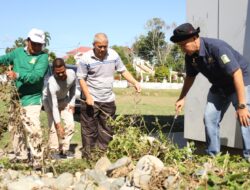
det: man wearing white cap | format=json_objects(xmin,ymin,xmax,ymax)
[{"xmin": 0, "ymin": 28, "xmax": 49, "ymax": 169}]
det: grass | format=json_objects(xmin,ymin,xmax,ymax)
[
  {"xmin": 114, "ymin": 88, "xmax": 181, "ymax": 115},
  {"xmin": 0, "ymin": 88, "xmax": 182, "ymax": 149}
]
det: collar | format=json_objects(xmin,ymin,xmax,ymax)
[
  {"xmin": 24, "ymin": 46, "xmax": 43, "ymax": 55},
  {"xmin": 24, "ymin": 46, "xmax": 30, "ymax": 55},
  {"xmin": 199, "ymin": 38, "xmax": 206, "ymax": 57},
  {"xmin": 90, "ymin": 48, "xmax": 109, "ymax": 61}
]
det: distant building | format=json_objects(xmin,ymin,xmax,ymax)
[
  {"xmin": 64, "ymin": 46, "xmax": 91, "ymax": 61},
  {"xmin": 132, "ymin": 57, "xmax": 154, "ymax": 82}
]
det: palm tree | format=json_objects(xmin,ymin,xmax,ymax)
[{"xmin": 44, "ymin": 31, "xmax": 51, "ymax": 47}]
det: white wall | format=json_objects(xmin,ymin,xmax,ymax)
[{"xmin": 185, "ymin": 0, "xmax": 249, "ymax": 148}]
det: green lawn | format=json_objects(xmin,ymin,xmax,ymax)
[{"xmin": 0, "ymin": 88, "xmax": 182, "ymax": 149}]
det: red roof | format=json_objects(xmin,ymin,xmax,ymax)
[{"xmin": 66, "ymin": 46, "xmax": 91, "ymax": 55}]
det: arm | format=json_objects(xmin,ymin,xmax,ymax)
[
  {"xmin": 121, "ymin": 70, "xmax": 141, "ymax": 92},
  {"xmin": 175, "ymin": 76, "xmax": 196, "ymax": 114},
  {"xmin": 48, "ymin": 83, "xmax": 61, "ymax": 124},
  {"xmin": 68, "ymin": 79, "xmax": 76, "ymax": 113},
  {"xmin": 79, "ymin": 79, "xmax": 94, "ymax": 106},
  {"xmin": 47, "ymin": 83, "xmax": 65, "ymax": 138},
  {"xmin": 232, "ymin": 68, "xmax": 250, "ymax": 126},
  {"xmin": 0, "ymin": 50, "xmax": 16, "ymax": 66}
]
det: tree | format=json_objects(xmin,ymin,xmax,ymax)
[
  {"xmin": 44, "ymin": 32, "xmax": 51, "ymax": 47},
  {"xmin": 112, "ymin": 45, "xmax": 136, "ymax": 77},
  {"xmin": 5, "ymin": 37, "xmax": 26, "ymax": 53},
  {"xmin": 133, "ymin": 18, "xmax": 176, "ymax": 66},
  {"xmin": 167, "ymin": 44, "xmax": 185, "ymax": 72},
  {"xmin": 145, "ymin": 18, "xmax": 168, "ymax": 65},
  {"xmin": 48, "ymin": 51, "xmax": 56, "ymax": 62},
  {"xmin": 154, "ymin": 65, "xmax": 169, "ymax": 82},
  {"xmin": 65, "ymin": 55, "xmax": 76, "ymax": 65}
]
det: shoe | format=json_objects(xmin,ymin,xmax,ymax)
[
  {"xmin": 60, "ymin": 150, "xmax": 74, "ymax": 159},
  {"xmin": 50, "ymin": 152, "xmax": 62, "ymax": 160},
  {"xmin": 32, "ymin": 164, "xmax": 42, "ymax": 171}
]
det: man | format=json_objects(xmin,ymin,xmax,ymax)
[
  {"xmin": 77, "ymin": 33, "xmax": 141, "ymax": 157},
  {"xmin": 0, "ymin": 28, "xmax": 49, "ymax": 169},
  {"xmin": 43, "ymin": 58, "xmax": 76, "ymax": 158},
  {"xmin": 170, "ymin": 23, "xmax": 250, "ymax": 159}
]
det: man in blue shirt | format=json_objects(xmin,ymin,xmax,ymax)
[{"xmin": 170, "ymin": 23, "xmax": 250, "ymax": 160}]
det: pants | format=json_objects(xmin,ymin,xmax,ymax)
[
  {"xmin": 9, "ymin": 105, "xmax": 43, "ymax": 164},
  {"xmin": 80, "ymin": 101, "xmax": 116, "ymax": 154},
  {"xmin": 44, "ymin": 101, "xmax": 75, "ymax": 151},
  {"xmin": 204, "ymin": 85, "xmax": 250, "ymax": 158}
]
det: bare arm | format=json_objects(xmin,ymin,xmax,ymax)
[
  {"xmin": 175, "ymin": 76, "xmax": 196, "ymax": 114},
  {"xmin": 79, "ymin": 79, "xmax": 94, "ymax": 105},
  {"xmin": 121, "ymin": 70, "xmax": 141, "ymax": 92},
  {"xmin": 233, "ymin": 68, "xmax": 250, "ymax": 126}
]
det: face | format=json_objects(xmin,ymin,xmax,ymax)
[
  {"xmin": 27, "ymin": 40, "xmax": 43, "ymax": 54},
  {"xmin": 53, "ymin": 66, "xmax": 67, "ymax": 81},
  {"xmin": 93, "ymin": 40, "xmax": 108, "ymax": 60},
  {"xmin": 177, "ymin": 37, "xmax": 199, "ymax": 56}
]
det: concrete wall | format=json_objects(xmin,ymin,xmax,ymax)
[{"xmin": 185, "ymin": 0, "xmax": 249, "ymax": 148}]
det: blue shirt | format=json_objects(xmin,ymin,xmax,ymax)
[{"xmin": 185, "ymin": 37, "xmax": 250, "ymax": 95}]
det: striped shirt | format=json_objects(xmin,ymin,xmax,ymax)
[{"xmin": 77, "ymin": 48, "xmax": 126, "ymax": 102}]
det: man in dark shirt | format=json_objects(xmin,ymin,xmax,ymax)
[{"xmin": 170, "ymin": 23, "xmax": 250, "ymax": 160}]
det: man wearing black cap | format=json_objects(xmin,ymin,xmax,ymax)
[{"xmin": 170, "ymin": 23, "xmax": 250, "ymax": 160}]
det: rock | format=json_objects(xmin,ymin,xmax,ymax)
[
  {"xmin": 74, "ymin": 181, "xmax": 97, "ymax": 190},
  {"xmin": 75, "ymin": 171, "xmax": 82, "ymax": 183},
  {"xmin": 74, "ymin": 183, "xmax": 86, "ymax": 190},
  {"xmin": 7, "ymin": 176, "xmax": 44, "ymax": 190},
  {"xmin": 84, "ymin": 169, "xmax": 108, "ymax": 185},
  {"xmin": 110, "ymin": 177, "xmax": 126, "ymax": 190},
  {"xmin": 7, "ymin": 169, "xmax": 19, "ymax": 180},
  {"xmin": 55, "ymin": 172, "xmax": 74, "ymax": 190},
  {"xmin": 133, "ymin": 155, "xmax": 164, "ymax": 190},
  {"xmin": 95, "ymin": 156, "xmax": 112, "ymax": 173},
  {"xmin": 106, "ymin": 157, "xmax": 134, "ymax": 178},
  {"xmin": 41, "ymin": 177, "xmax": 57, "ymax": 188},
  {"xmin": 44, "ymin": 172, "xmax": 54, "ymax": 178}
]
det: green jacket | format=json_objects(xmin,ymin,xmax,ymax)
[{"xmin": 0, "ymin": 47, "xmax": 49, "ymax": 106}]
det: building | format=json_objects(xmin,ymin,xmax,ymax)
[
  {"xmin": 132, "ymin": 57, "xmax": 155, "ymax": 82},
  {"xmin": 64, "ymin": 46, "xmax": 91, "ymax": 61}
]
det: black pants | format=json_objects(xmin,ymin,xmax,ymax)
[{"xmin": 80, "ymin": 101, "xmax": 116, "ymax": 154}]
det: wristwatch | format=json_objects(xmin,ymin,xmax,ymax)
[{"xmin": 238, "ymin": 103, "xmax": 246, "ymax": 109}]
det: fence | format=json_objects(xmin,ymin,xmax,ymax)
[{"xmin": 113, "ymin": 80, "xmax": 183, "ymax": 89}]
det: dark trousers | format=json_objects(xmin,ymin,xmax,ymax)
[{"xmin": 80, "ymin": 101, "xmax": 116, "ymax": 154}]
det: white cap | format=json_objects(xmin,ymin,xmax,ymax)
[{"xmin": 28, "ymin": 28, "xmax": 45, "ymax": 44}]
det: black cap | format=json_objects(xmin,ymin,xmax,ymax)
[{"xmin": 170, "ymin": 23, "xmax": 200, "ymax": 43}]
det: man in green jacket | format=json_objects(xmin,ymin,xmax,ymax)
[{"xmin": 0, "ymin": 28, "xmax": 49, "ymax": 169}]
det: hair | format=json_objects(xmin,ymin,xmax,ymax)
[
  {"xmin": 93, "ymin": 33, "xmax": 109, "ymax": 44},
  {"xmin": 52, "ymin": 58, "xmax": 65, "ymax": 70}
]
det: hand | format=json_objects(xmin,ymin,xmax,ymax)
[
  {"xmin": 68, "ymin": 105, "xmax": 75, "ymax": 113},
  {"xmin": 236, "ymin": 108, "xmax": 250, "ymax": 127},
  {"xmin": 6, "ymin": 71, "xmax": 17, "ymax": 80},
  {"xmin": 55, "ymin": 123, "xmax": 65, "ymax": 139},
  {"xmin": 175, "ymin": 98, "xmax": 185, "ymax": 116},
  {"xmin": 86, "ymin": 96, "xmax": 94, "ymax": 106},
  {"xmin": 134, "ymin": 82, "xmax": 141, "ymax": 93}
]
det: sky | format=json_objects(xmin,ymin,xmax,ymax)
[{"xmin": 0, "ymin": 0, "xmax": 186, "ymax": 56}]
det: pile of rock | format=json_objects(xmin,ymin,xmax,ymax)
[{"xmin": 0, "ymin": 155, "xmax": 180, "ymax": 190}]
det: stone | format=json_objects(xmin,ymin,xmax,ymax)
[
  {"xmin": 55, "ymin": 172, "xmax": 74, "ymax": 190},
  {"xmin": 95, "ymin": 156, "xmax": 112, "ymax": 173},
  {"xmin": 133, "ymin": 155, "xmax": 164, "ymax": 190}
]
